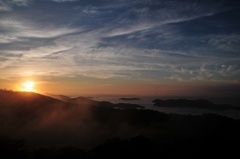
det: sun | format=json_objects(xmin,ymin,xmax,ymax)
[{"xmin": 22, "ymin": 81, "xmax": 35, "ymax": 92}]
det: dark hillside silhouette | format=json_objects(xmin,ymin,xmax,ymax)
[
  {"xmin": 1, "ymin": 89, "xmax": 240, "ymax": 158},
  {"xmin": 0, "ymin": 90, "xmax": 66, "ymax": 107}
]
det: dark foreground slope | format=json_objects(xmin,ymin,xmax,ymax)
[{"xmin": 1, "ymin": 90, "xmax": 240, "ymax": 158}]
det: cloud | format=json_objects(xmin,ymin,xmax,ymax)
[
  {"xmin": 0, "ymin": 0, "xmax": 31, "ymax": 11},
  {"xmin": 0, "ymin": 19, "xmax": 81, "ymax": 43},
  {"xmin": 103, "ymin": 0, "xmax": 228, "ymax": 38},
  {"xmin": 168, "ymin": 75, "xmax": 186, "ymax": 82},
  {"xmin": 207, "ymin": 34, "xmax": 240, "ymax": 51},
  {"xmin": 217, "ymin": 65, "xmax": 240, "ymax": 77},
  {"xmin": 0, "ymin": 34, "xmax": 25, "ymax": 43},
  {"xmin": 1, "ymin": 0, "xmax": 240, "ymax": 84},
  {"xmin": 106, "ymin": 23, "xmax": 153, "ymax": 37},
  {"xmin": 23, "ymin": 45, "xmax": 73, "ymax": 58},
  {"xmin": 51, "ymin": 0, "xmax": 78, "ymax": 2},
  {"xmin": 29, "ymin": 27, "xmax": 237, "ymax": 81}
]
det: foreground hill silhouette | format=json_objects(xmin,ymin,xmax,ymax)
[{"xmin": 1, "ymin": 89, "xmax": 240, "ymax": 158}]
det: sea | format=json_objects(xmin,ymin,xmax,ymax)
[{"xmin": 90, "ymin": 95, "xmax": 240, "ymax": 120}]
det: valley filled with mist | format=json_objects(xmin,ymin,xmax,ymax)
[{"xmin": 1, "ymin": 89, "xmax": 240, "ymax": 158}]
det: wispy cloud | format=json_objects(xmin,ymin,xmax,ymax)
[
  {"xmin": 103, "ymin": 0, "xmax": 228, "ymax": 38},
  {"xmin": 0, "ymin": 0, "xmax": 31, "ymax": 11},
  {"xmin": 207, "ymin": 34, "xmax": 240, "ymax": 51},
  {"xmin": 1, "ymin": 0, "xmax": 240, "ymax": 86},
  {"xmin": 216, "ymin": 64, "xmax": 240, "ymax": 77},
  {"xmin": 51, "ymin": 0, "xmax": 77, "ymax": 3},
  {"xmin": 0, "ymin": 18, "xmax": 81, "ymax": 43}
]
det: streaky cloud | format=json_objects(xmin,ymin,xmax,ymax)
[
  {"xmin": 0, "ymin": 0, "xmax": 31, "ymax": 11},
  {"xmin": 0, "ymin": 18, "xmax": 82, "ymax": 43},
  {"xmin": 51, "ymin": 0, "xmax": 78, "ymax": 2},
  {"xmin": 0, "ymin": 0, "xmax": 240, "ymax": 89}
]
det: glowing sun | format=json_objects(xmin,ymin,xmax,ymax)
[{"xmin": 22, "ymin": 81, "xmax": 35, "ymax": 92}]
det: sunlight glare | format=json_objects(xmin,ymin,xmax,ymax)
[{"xmin": 22, "ymin": 81, "xmax": 35, "ymax": 92}]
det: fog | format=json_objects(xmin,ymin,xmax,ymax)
[{"xmin": 0, "ymin": 90, "xmax": 148, "ymax": 148}]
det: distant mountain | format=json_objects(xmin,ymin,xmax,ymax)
[
  {"xmin": 120, "ymin": 98, "xmax": 141, "ymax": 100},
  {"xmin": 153, "ymin": 99, "xmax": 240, "ymax": 110},
  {"xmin": 68, "ymin": 96, "xmax": 99, "ymax": 105},
  {"xmin": 46, "ymin": 94, "xmax": 71, "ymax": 102}
]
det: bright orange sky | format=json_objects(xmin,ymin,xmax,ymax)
[{"xmin": 0, "ymin": 76, "xmax": 238, "ymax": 98}]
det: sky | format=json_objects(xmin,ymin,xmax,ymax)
[{"xmin": 0, "ymin": 0, "xmax": 240, "ymax": 97}]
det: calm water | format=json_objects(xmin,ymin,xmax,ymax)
[{"xmin": 92, "ymin": 96, "xmax": 240, "ymax": 119}]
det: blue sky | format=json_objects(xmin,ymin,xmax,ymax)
[{"xmin": 0, "ymin": 0, "xmax": 240, "ymax": 96}]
